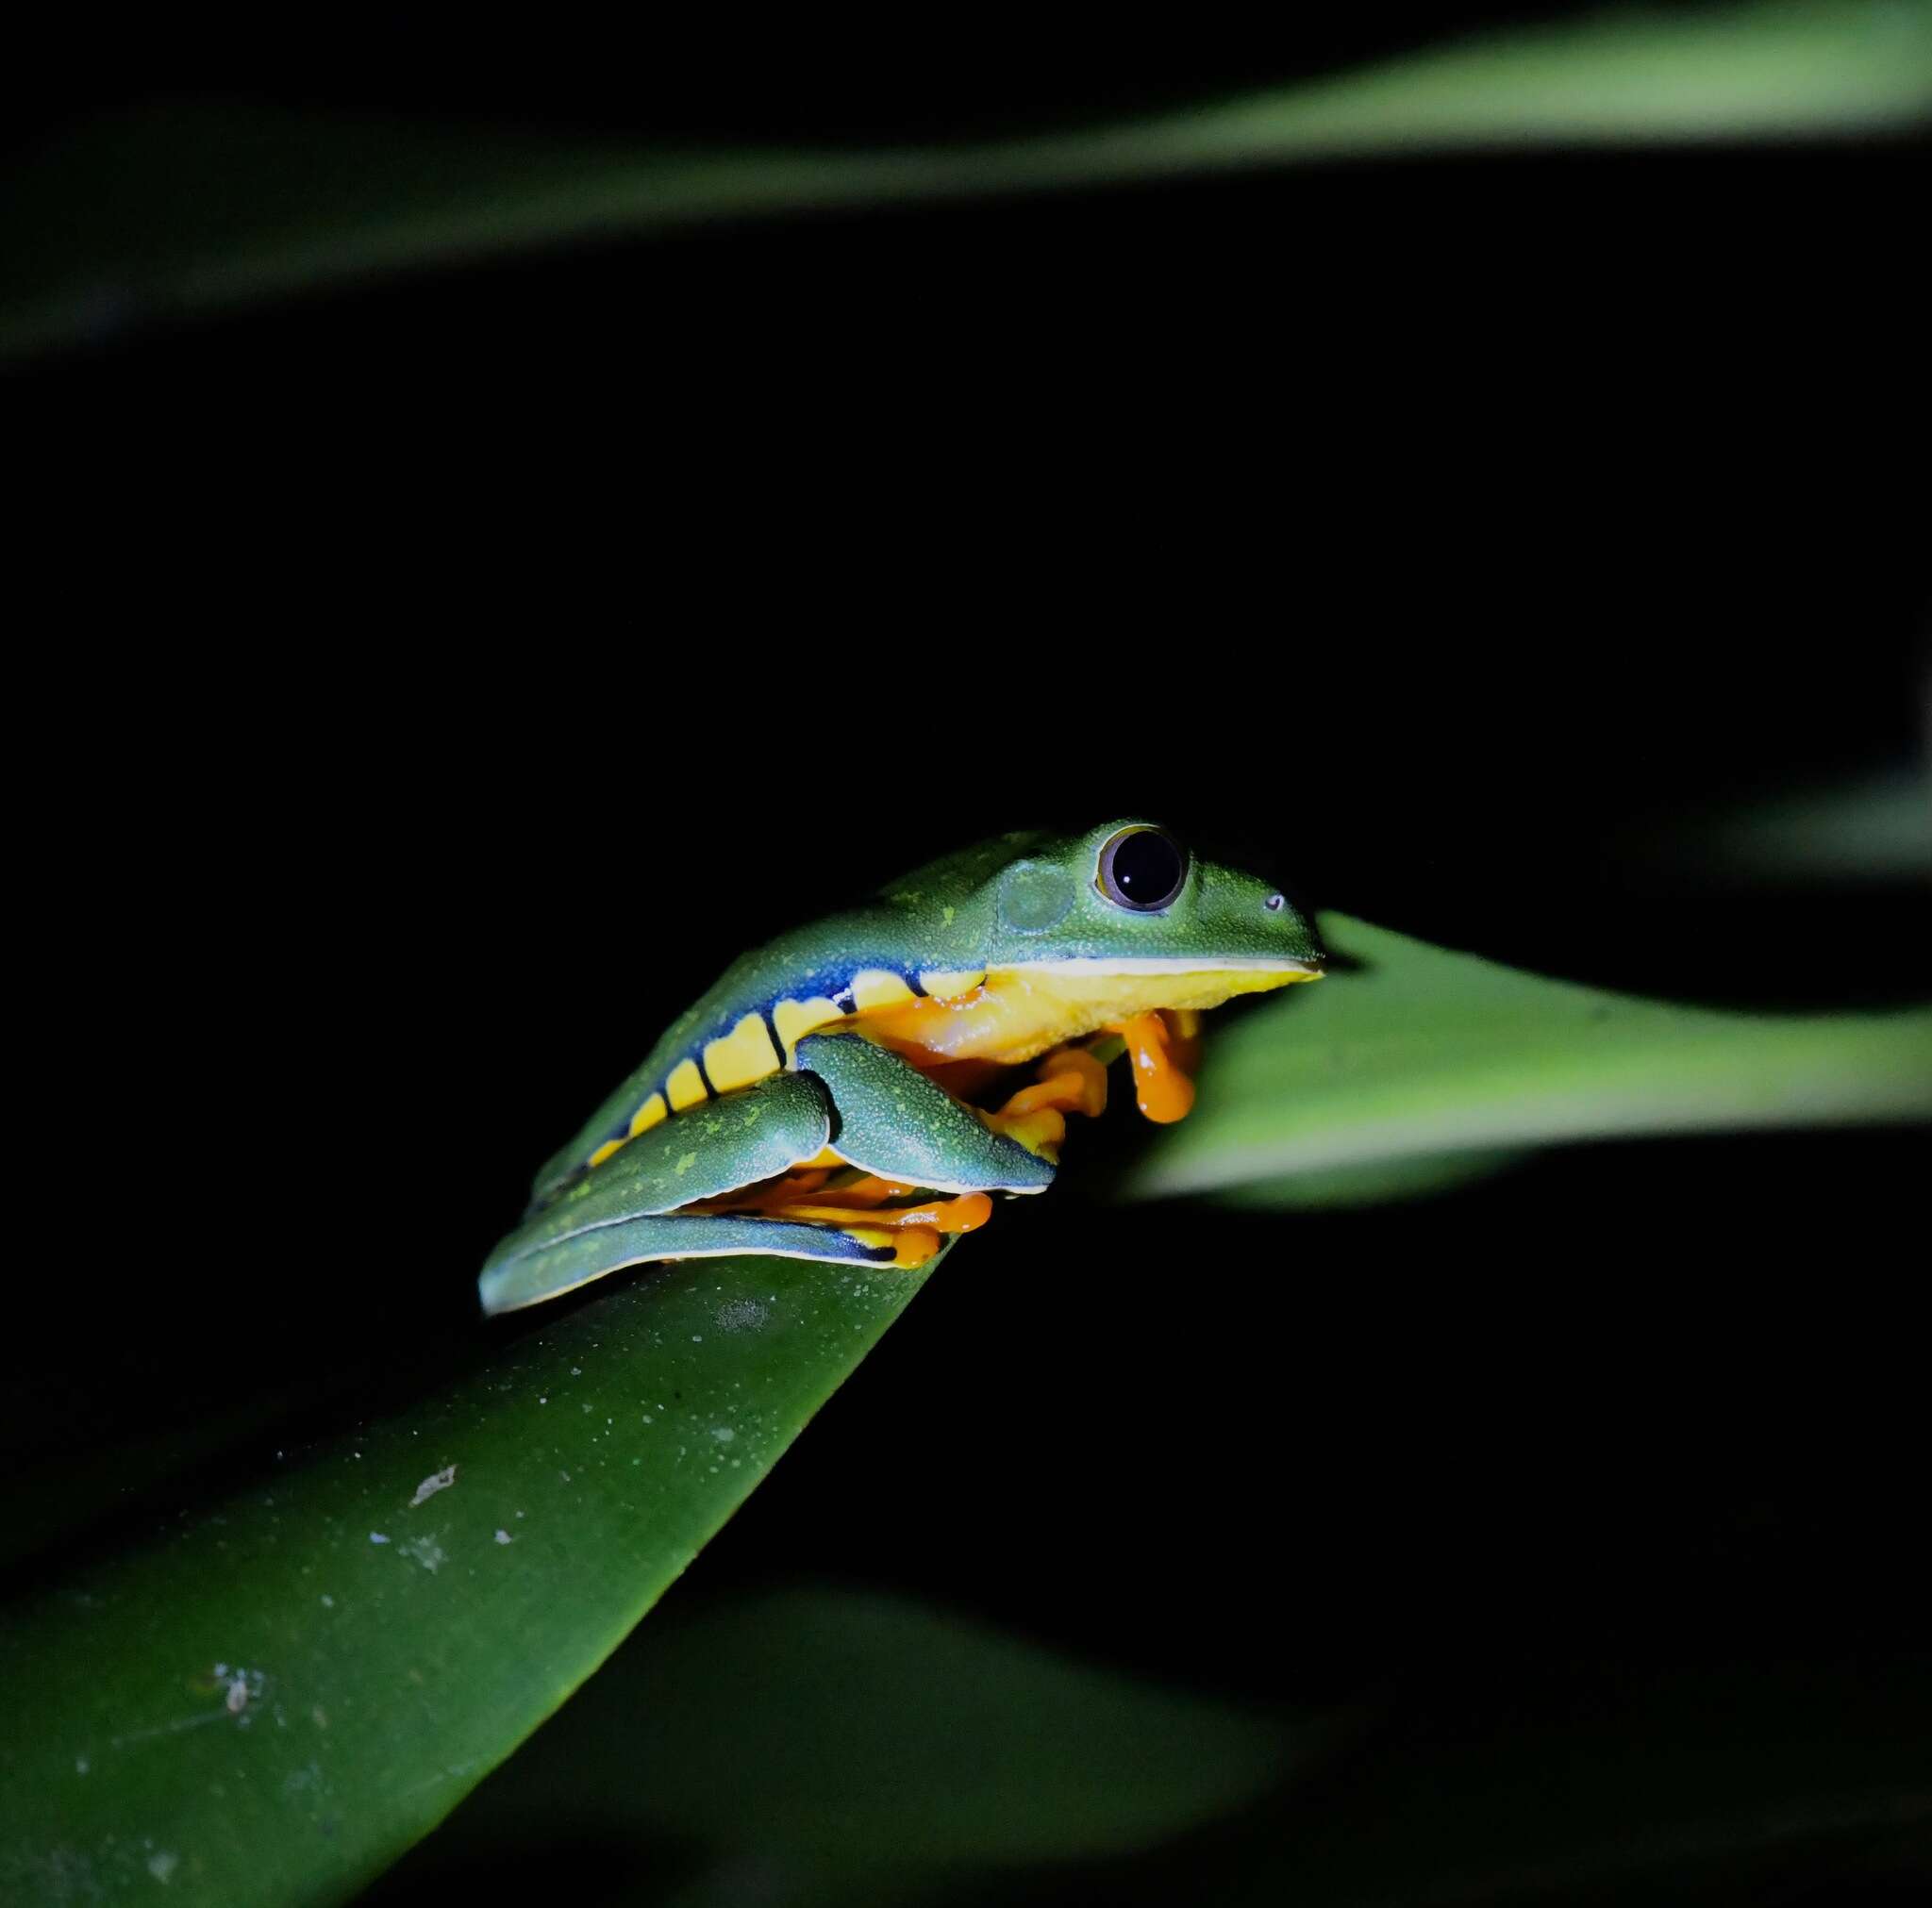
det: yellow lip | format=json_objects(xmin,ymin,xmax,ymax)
[{"xmin": 854, "ymin": 960, "xmax": 1320, "ymax": 1069}]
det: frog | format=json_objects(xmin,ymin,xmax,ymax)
[{"xmin": 479, "ymin": 822, "xmax": 1323, "ymax": 1314}]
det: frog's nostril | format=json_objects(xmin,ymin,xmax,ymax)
[{"xmin": 1264, "ymin": 892, "xmax": 1286, "ymax": 913}]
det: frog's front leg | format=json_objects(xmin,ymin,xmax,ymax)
[
  {"xmin": 793, "ymin": 1034, "xmax": 1058, "ymax": 1194},
  {"xmin": 479, "ymin": 1069, "xmax": 860, "ymax": 1315}
]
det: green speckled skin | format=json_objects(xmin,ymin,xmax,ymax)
[
  {"xmin": 530, "ymin": 822, "xmax": 1319, "ymax": 1203},
  {"xmin": 482, "ymin": 823, "xmax": 1321, "ymax": 1314},
  {"xmin": 479, "ymin": 1213, "xmax": 897, "ymax": 1313},
  {"xmin": 492, "ymin": 1071, "xmax": 831, "ymax": 1261},
  {"xmin": 794, "ymin": 1034, "xmax": 1057, "ymax": 1194}
]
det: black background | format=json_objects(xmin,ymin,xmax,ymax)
[{"xmin": 8, "ymin": 13, "xmax": 1929, "ymax": 1900}]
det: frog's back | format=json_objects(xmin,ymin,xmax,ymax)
[{"xmin": 525, "ymin": 835, "xmax": 1035, "ymax": 1212}]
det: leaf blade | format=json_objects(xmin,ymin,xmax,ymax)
[
  {"xmin": 0, "ymin": 1254, "xmax": 929, "ymax": 1906},
  {"xmin": 1128, "ymin": 913, "xmax": 1932, "ymax": 1200}
]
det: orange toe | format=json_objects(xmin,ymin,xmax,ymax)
[{"xmin": 1112, "ymin": 1012, "xmax": 1196, "ymax": 1123}]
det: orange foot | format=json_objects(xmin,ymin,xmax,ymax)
[
  {"xmin": 978, "ymin": 1045, "xmax": 1109, "ymax": 1158},
  {"xmin": 750, "ymin": 1191, "xmax": 993, "ymax": 1269},
  {"xmin": 1108, "ymin": 1011, "xmax": 1197, "ymax": 1123},
  {"xmin": 689, "ymin": 1169, "xmax": 993, "ymax": 1270}
]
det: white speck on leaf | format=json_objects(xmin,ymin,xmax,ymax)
[
  {"xmin": 710, "ymin": 1427, "xmax": 735, "ymax": 1444},
  {"xmin": 321, "ymin": 1595, "xmax": 334, "ymax": 1608},
  {"xmin": 494, "ymin": 1529, "xmax": 512, "ymax": 1545},
  {"xmin": 283, "ymin": 1759, "xmax": 325, "ymax": 1799},
  {"xmin": 403, "ymin": 1535, "xmax": 447, "ymax": 1573},
  {"xmin": 369, "ymin": 1532, "xmax": 391, "ymax": 1545},
  {"xmin": 148, "ymin": 1850, "xmax": 178, "ymax": 1883},
  {"xmin": 75, "ymin": 1755, "xmax": 89, "ymax": 1774},
  {"xmin": 409, "ymin": 1465, "xmax": 458, "ymax": 1508},
  {"xmin": 225, "ymin": 1676, "xmax": 249, "ymax": 1715}
]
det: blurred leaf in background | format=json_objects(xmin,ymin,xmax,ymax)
[
  {"xmin": 372, "ymin": 1589, "xmax": 1932, "ymax": 1908},
  {"xmin": 5, "ymin": 0, "xmax": 1929, "ymax": 358},
  {"xmin": 374, "ymin": 1585, "xmax": 1335, "ymax": 1906},
  {"xmin": 1666, "ymin": 771, "xmax": 1932, "ymax": 885}
]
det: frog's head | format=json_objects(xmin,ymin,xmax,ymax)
[
  {"xmin": 981, "ymin": 821, "xmax": 1324, "ymax": 983},
  {"xmin": 860, "ymin": 822, "xmax": 1322, "ymax": 1099}
]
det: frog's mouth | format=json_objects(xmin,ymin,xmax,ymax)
[
  {"xmin": 853, "ymin": 956, "xmax": 1322, "ymax": 1071},
  {"xmin": 998, "ymin": 956, "xmax": 1324, "ymax": 976}
]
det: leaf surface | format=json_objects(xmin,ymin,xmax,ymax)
[
  {"xmin": 0, "ymin": 1256, "xmax": 930, "ymax": 1905},
  {"xmin": 1126, "ymin": 912, "xmax": 1932, "ymax": 1201}
]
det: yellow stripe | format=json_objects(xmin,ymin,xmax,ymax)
[
  {"xmin": 588, "ymin": 1138, "xmax": 624, "ymax": 1168},
  {"xmin": 918, "ymin": 968, "xmax": 985, "ymax": 1001},
  {"xmin": 704, "ymin": 1011, "xmax": 782, "ymax": 1093},
  {"xmin": 665, "ymin": 1058, "xmax": 707, "ymax": 1111},
  {"xmin": 850, "ymin": 968, "xmax": 917, "ymax": 1011},
  {"xmin": 627, "ymin": 1093, "xmax": 668, "ymax": 1137},
  {"xmin": 772, "ymin": 995, "xmax": 840, "ymax": 1056}
]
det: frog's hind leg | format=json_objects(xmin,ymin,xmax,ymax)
[
  {"xmin": 478, "ymin": 1068, "xmax": 836, "ymax": 1314},
  {"xmin": 793, "ymin": 1034, "xmax": 1058, "ymax": 1193},
  {"xmin": 479, "ymin": 1211, "xmax": 902, "ymax": 1315}
]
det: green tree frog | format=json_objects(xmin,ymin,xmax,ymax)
[{"xmin": 480, "ymin": 822, "xmax": 1323, "ymax": 1314}]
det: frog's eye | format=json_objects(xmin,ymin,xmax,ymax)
[{"xmin": 1096, "ymin": 826, "xmax": 1187, "ymax": 912}]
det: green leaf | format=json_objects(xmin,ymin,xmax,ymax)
[
  {"xmin": 386, "ymin": 1584, "xmax": 1320, "ymax": 1896},
  {"xmin": 1681, "ymin": 771, "xmax": 1932, "ymax": 882},
  {"xmin": 0, "ymin": 1254, "xmax": 931, "ymax": 1907},
  {"xmin": 6, "ymin": 898, "xmax": 1926, "ymax": 1903},
  {"xmin": 1126, "ymin": 912, "xmax": 1932, "ymax": 1202},
  {"xmin": 8, "ymin": 0, "xmax": 1929, "ymax": 358}
]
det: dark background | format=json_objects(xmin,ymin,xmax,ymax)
[{"xmin": 8, "ymin": 11, "xmax": 1929, "ymax": 1900}]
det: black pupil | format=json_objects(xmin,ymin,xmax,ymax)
[{"xmin": 1110, "ymin": 830, "xmax": 1183, "ymax": 906}]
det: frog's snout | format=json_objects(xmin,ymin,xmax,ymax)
[{"xmin": 1266, "ymin": 891, "xmax": 1325, "ymax": 975}]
